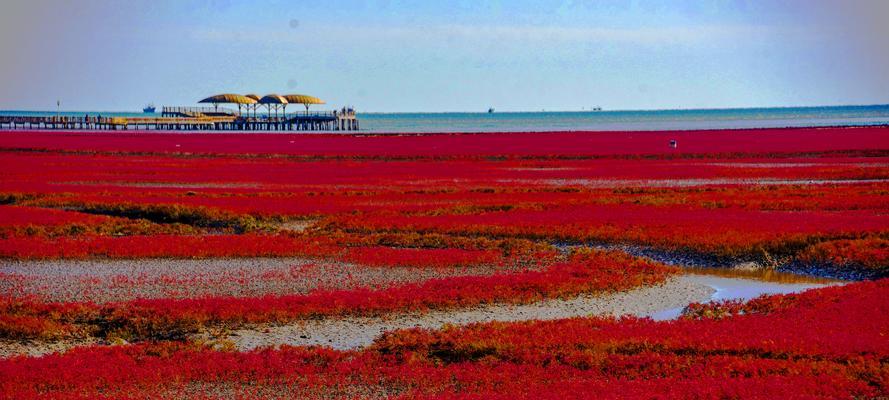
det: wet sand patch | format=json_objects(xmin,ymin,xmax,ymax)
[
  {"xmin": 221, "ymin": 275, "xmax": 716, "ymax": 351},
  {"xmin": 0, "ymin": 257, "xmax": 516, "ymax": 303}
]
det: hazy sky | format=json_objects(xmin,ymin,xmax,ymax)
[{"xmin": 1, "ymin": 0, "xmax": 887, "ymax": 112}]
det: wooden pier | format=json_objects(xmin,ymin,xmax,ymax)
[{"xmin": 0, "ymin": 108, "xmax": 359, "ymax": 132}]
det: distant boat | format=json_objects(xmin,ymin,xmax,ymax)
[
  {"xmin": 592, "ymin": 106, "xmax": 602, "ymax": 111},
  {"xmin": 143, "ymin": 104, "xmax": 156, "ymax": 113},
  {"xmin": 488, "ymin": 107, "xmax": 495, "ymax": 113}
]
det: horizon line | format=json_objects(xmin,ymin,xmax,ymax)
[{"xmin": 2, "ymin": 102, "xmax": 889, "ymax": 115}]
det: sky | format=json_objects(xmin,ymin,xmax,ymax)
[{"xmin": 1, "ymin": 0, "xmax": 888, "ymax": 112}]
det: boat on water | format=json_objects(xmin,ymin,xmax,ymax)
[
  {"xmin": 488, "ymin": 107, "xmax": 495, "ymax": 113},
  {"xmin": 143, "ymin": 104, "xmax": 156, "ymax": 113}
]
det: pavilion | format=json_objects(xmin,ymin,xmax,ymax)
[{"xmin": 198, "ymin": 93, "xmax": 327, "ymax": 118}]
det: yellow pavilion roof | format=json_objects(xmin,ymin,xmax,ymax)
[
  {"xmin": 283, "ymin": 94, "xmax": 326, "ymax": 105},
  {"xmin": 258, "ymin": 94, "xmax": 288, "ymax": 104},
  {"xmin": 199, "ymin": 94, "xmax": 257, "ymax": 105}
]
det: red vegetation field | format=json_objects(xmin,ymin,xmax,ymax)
[
  {"xmin": 1, "ymin": 278, "xmax": 886, "ymax": 398},
  {"xmin": 1, "ymin": 127, "xmax": 885, "ymax": 157},
  {"xmin": 1, "ymin": 127, "xmax": 887, "ymax": 397}
]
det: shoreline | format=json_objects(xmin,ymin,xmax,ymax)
[{"xmin": 1, "ymin": 122, "xmax": 888, "ymax": 136}]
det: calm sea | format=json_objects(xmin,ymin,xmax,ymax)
[{"xmin": 3, "ymin": 105, "xmax": 888, "ymax": 133}]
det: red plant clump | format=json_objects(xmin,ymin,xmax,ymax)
[
  {"xmin": 1, "ymin": 279, "xmax": 886, "ymax": 398},
  {"xmin": 0, "ymin": 205, "xmax": 110, "ymax": 227},
  {"xmin": 0, "ymin": 234, "xmax": 339, "ymax": 259},
  {"xmin": 331, "ymin": 204, "xmax": 889, "ymax": 257},
  {"xmin": 798, "ymin": 237, "xmax": 888, "ymax": 272}
]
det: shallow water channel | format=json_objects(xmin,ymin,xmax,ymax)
[
  {"xmin": 228, "ymin": 268, "xmax": 842, "ymax": 351},
  {"xmin": 648, "ymin": 269, "xmax": 841, "ymax": 320}
]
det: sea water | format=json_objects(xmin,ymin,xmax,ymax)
[
  {"xmin": 3, "ymin": 104, "xmax": 888, "ymax": 133},
  {"xmin": 359, "ymin": 105, "xmax": 889, "ymax": 132}
]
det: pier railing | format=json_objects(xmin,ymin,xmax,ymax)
[
  {"xmin": 162, "ymin": 106, "xmax": 238, "ymax": 117},
  {"xmin": 235, "ymin": 112, "xmax": 339, "ymax": 122},
  {"xmin": 0, "ymin": 115, "xmax": 237, "ymax": 127},
  {"xmin": 0, "ymin": 109, "xmax": 359, "ymax": 131},
  {"xmin": 287, "ymin": 111, "xmax": 337, "ymax": 119}
]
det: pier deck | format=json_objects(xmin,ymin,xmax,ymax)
[{"xmin": 0, "ymin": 110, "xmax": 359, "ymax": 131}]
